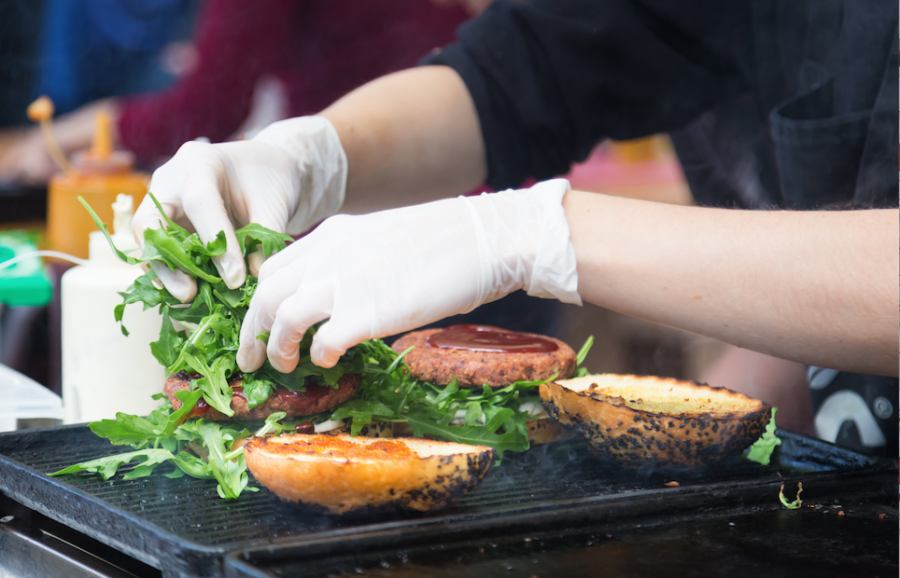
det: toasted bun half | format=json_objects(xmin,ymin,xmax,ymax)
[
  {"xmin": 540, "ymin": 375, "xmax": 771, "ymax": 468},
  {"xmin": 527, "ymin": 418, "xmax": 572, "ymax": 445},
  {"xmin": 244, "ymin": 434, "xmax": 494, "ymax": 514}
]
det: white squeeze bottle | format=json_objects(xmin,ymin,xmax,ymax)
[{"xmin": 61, "ymin": 194, "xmax": 163, "ymax": 423}]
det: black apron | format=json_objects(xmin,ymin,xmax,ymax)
[{"xmin": 669, "ymin": 0, "xmax": 898, "ymax": 456}]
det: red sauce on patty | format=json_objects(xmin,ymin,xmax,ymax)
[
  {"xmin": 180, "ymin": 374, "xmax": 344, "ymax": 417},
  {"xmin": 426, "ymin": 324, "xmax": 558, "ymax": 353},
  {"xmin": 190, "ymin": 397, "xmax": 210, "ymax": 418}
]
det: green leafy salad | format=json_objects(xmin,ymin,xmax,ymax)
[{"xmin": 52, "ymin": 195, "xmax": 593, "ymax": 499}]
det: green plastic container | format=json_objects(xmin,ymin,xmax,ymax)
[{"xmin": 0, "ymin": 231, "xmax": 53, "ymax": 307}]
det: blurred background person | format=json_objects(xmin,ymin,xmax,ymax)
[
  {"xmin": 0, "ymin": 0, "xmax": 201, "ymax": 180},
  {"xmin": 0, "ymin": 0, "xmax": 471, "ymax": 183}
]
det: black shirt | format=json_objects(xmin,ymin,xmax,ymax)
[
  {"xmin": 425, "ymin": 0, "xmax": 898, "ymax": 456},
  {"xmin": 426, "ymin": 0, "xmax": 898, "ymax": 209}
]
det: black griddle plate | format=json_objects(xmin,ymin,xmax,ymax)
[{"xmin": 0, "ymin": 425, "xmax": 893, "ymax": 578}]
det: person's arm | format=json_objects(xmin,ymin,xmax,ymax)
[
  {"xmin": 133, "ymin": 0, "xmax": 750, "ymax": 294},
  {"xmin": 234, "ymin": 181, "xmax": 899, "ymax": 377},
  {"xmin": 321, "ymin": 66, "xmax": 486, "ymax": 211},
  {"xmin": 564, "ymin": 191, "xmax": 899, "ymax": 377},
  {"xmin": 700, "ymin": 346, "xmax": 814, "ymax": 435}
]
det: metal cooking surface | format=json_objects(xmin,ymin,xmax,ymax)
[
  {"xmin": 226, "ymin": 505, "xmax": 900, "ymax": 578},
  {"xmin": 0, "ymin": 424, "xmax": 890, "ymax": 577}
]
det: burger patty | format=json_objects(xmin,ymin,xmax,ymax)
[
  {"xmin": 392, "ymin": 329, "xmax": 576, "ymax": 387},
  {"xmin": 164, "ymin": 372, "xmax": 361, "ymax": 421}
]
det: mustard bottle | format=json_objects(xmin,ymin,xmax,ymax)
[{"xmin": 30, "ymin": 97, "xmax": 149, "ymax": 259}]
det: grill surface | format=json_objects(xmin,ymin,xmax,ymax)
[{"xmin": 0, "ymin": 424, "xmax": 892, "ymax": 578}]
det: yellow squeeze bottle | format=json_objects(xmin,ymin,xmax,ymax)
[{"xmin": 41, "ymin": 102, "xmax": 148, "ymax": 259}]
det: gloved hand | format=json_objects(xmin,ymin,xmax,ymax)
[
  {"xmin": 131, "ymin": 116, "xmax": 347, "ymax": 302},
  {"xmin": 236, "ymin": 179, "xmax": 582, "ymax": 372}
]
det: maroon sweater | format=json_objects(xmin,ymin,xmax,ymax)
[{"xmin": 118, "ymin": 0, "xmax": 468, "ymax": 161}]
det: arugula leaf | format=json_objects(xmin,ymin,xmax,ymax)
[
  {"xmin": 746, "ymin": 408, "xmax": 781, "ymax": 465},
  {"xmin": 214, "ymin": 286, "xmax": 249, "ymax": 319},
  {"xmin": 286, "ymin": 356, "xmax": 349, "ymax": 388},
  {"xmin": 405, "ymin": 413, "xmax": 529, "ymax": 456},
  {"xmin": 170, "ymin": 451, "xmax": 215, "ymax": 479},
  {"xmin": 330, "ymin": 399, "xmax": 395, "ymax": 435},
  {"xmin": 87, "ymin": 389, "xmax": 201, "ymax": 448},
  {"xmin": 164, "ymin": 389, "xmax": 204, "ymax": 437},
  {"xmin": 235, "ymin": 223, "xmax": 293, "ymax": 257},
  {"xmin": 575, "ymin": 335, "xmax": 594, "ymax": 366},
  {"xmin": 51, "ymin": 449, "xmax": 175, "ymax": 480},
  {"xmin": 142, "ymin": 227, "xmax": 222, "ymax": 283},
  {"xmin": 179, "ymin": 419, "xmax": 251, "ymax": 499},
  {"xmin": 146, "ymin": 192, "xmax": 187, "ymax": 234},
  {"xmin": 150, "ymin": 309, "xmax": 186, "ymax": 368},
  {"xmin": 572, "ymin": 336, "xmax": 594, "ymax": 377},
  {"xmin": 242, "ymin": 378, "xmax": 275, "ymax": 410},
  {"xmin": 77, "ymin": 196, "xmax": 141, "ymax": 265},
  {"xmin": 88, "ymin": 414, "xmax": 161, "ymax": 447},
  {"xmin": 185, "ymin": 353, "xmax": 235, "ymax": 417},
  {"xmin": 205, "ymin": 231, "xmax": 228, "ymax": 256},
  {"xmin": 779, "ymin": 482, "xmax": 803, "ymax": 509}
]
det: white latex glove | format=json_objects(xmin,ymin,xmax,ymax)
[
  {"xmin": 237, "ymin": 179, "xmax": 582, "ymax": 372},
  {"xmin": 131, "ymin": 116, "xmax": 347, "ymax": 302}
]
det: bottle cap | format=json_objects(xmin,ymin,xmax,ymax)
[
  {"xmin": 71, "ymin": 111, "xmax": 135, "ymax": 175},
  {"xmin": 89, "ymin": 194, "xmax": 140, "ymax": 266}
]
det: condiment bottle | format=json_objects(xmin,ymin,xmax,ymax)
[
  {"xmin": 61, "ymin": 194, "xmax": 163, "ymax": 423},
  {"xmin": 44, "ymin": 106, "xmax": 149, "ymax": 259}
]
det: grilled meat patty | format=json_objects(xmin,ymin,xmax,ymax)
[
  {"xmin": 392, "ymin": 328, "xmax": 576, "ymax": 387},
  {"xmin": 164, "ymin": 372, "xmax": 361, "ymax": 421}
]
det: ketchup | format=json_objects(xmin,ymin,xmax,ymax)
[
  {"xmin": 188, "ymin": 385, "xmax": 244, "ymax": 418},
  {"xmin": 190, "ymin": 397, "xmax": 210, "ymax": 418},
  {"xmin": 426, "ymin": 324, "xmax": 558, "ymax": 353},
  {"xmin": 280, "ymin": 381, "xmax": 331, "ymax": 401},
  {"xmin": 294, "ymin": 421, "xmax": 315, "ymax": 434}
]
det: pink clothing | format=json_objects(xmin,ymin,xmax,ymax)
[{"xmin": 118, "ymin": 0, "xmax": 468, "ymax": 160}]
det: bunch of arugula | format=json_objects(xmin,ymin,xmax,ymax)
[
  {"xmin": 53, "ymin": 195, "xmax": 593, "ymax": 499},
  {"xmin": 332, "ymin": 337, "xmax": 594, "ymax": 455},
  {"xmin": 78, "ymin": 195, "xmax": 362, "ymax": 418}
]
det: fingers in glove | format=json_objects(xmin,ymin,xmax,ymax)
[
  {"xmin": 150, "ymin": 261, "xmax": 197, "ymax": 303},
  {"xmin": 266, "ymin": 283, "xmax": 333, "ymax": 373},
  {"xmin": 256, "ymin": 244, "xmax": 295, "ymax": 282},
  {"xmin": 133, "ymin": 194, "xmax": 197, "ymax": 302},
  {"xmin": 247, "ymin": 249, "xmax": 267, "ymax": 279},
  {"xmin": 244, "ymin": 207, "xmax": 290, "ymax": 278},
  {"xmin": 256, "ymin": 228, "xmax": 319, "ymax": 282},
  {"xmin": 132, "ymin": 191, "xmax": 177, "ymax": 251},
  {"xmin": 235, "ymin": 307, "xmax": 268, "ymax": 373},
  {"xmin": 236, "ymin": 263, "xmax": 307, "ymax": 372},
  {"xmin": 309, "ymin": 315, "xmax": 371, "ymax": 369},
  {"xmin": 180, "ymin": 164, "xmax": 246, "ymax": 289}
]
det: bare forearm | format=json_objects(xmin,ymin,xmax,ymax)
[
  {"xmin": 321, "ymin": 66, "xmax": 486, "ymax": 212},
  {"xmin": 564, "ymin": 190, "xmax": 899, "ymax": 376}
]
